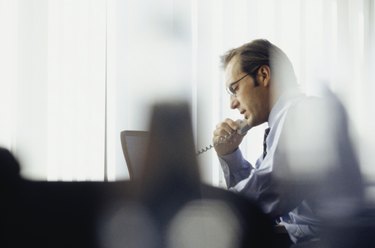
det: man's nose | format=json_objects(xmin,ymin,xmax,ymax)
[{"xmin": 230, "ymin": 96, "xmax": 239, "ymax": 109}]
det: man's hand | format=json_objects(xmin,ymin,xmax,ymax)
[{"xmin": 213, "ymin": 118, "xmax": 246, "ymax": 156}]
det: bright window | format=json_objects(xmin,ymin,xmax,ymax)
[{"xmin": 0, "ymin": 0, "xmax": 374, "ymax": 185}]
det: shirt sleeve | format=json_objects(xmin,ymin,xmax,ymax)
[
  {"xmin": 219, "ymin": 148, "xmax": 298, "ymax": 217},
  {"xmin": 218, "ymin": 148, "xmax": 252, "ymax": 188}
]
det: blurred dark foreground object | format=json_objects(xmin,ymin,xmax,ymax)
[
  {"xmin": 133, "ymin": 102, "xmax": 276, "ymax": 248},
  {"xmin": 0, "ymin": 147, "xmax": 137, "ymax": 248},
  {"xmin": 0, "ymin": 102, "xmax": 275, "ymax": 248},
  {"xmin": 3, "ymin": 101, "xmax": 374, "ymax": 248}
]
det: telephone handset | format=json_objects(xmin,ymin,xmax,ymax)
[
  {"xmin": 236, "ymin": 119, "xmax": 252, "ymax": 135},
  {"xmin": 196, "ymin": 119, "xmax": 252, "ymax": 155}
]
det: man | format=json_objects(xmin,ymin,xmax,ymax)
[{"xmin": 213, "ymin": 39, "xmax": 320, "ymax": 245}]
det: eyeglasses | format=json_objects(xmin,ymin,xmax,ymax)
[
  {"xmin": 226, "ymin": 67, "xmax": 260, "ymax": 97},
  {"xmin": 226, "ymin": 74, "xmax": 249, "ymax": 97}
]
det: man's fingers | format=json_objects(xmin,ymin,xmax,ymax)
[
  {"xmin": 212, "ymin": 118, "xmax": 245, "ymax": 155},
  {"xmin": 214, "ymin": 120, "xmax": 237, "ymax": 137},
  {"xmin": 213, "ymin": 128, "xmax": 233, "ymax": 139},
  {"xmin": 224, "ymin": 118, "xmax": 240, "ymax": 130}
]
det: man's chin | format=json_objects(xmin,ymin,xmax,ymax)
[{"xmin": 245, "ymin": 115, "xmax": 254, "ymax": 126}]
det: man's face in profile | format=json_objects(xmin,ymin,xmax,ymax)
[{"xmin": 225, "ymin": 56, "xmax": 270, "ymax": 127}]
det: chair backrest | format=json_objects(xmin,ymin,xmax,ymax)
[{"xmin": 120, "ymin": 130, "xmax": 149, "ymax": 180}]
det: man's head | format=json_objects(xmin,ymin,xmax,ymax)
[{"xmin": 221, "ymin": 39, "xmax": 297, "ymax": 126}]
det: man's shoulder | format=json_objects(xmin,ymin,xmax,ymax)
[{"xmin": 287, "ymin": 93, "xmax": 343, "ymax": 123}]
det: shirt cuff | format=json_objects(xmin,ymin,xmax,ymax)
[
  {"xmin": 218, "ymin": 148, "xmax": 252, "ymax": 188},
  {"xmin": 219, "ymin": 148, "xmax": 249, "ymax": 171}
]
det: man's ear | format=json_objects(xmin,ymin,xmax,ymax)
[{"xmin": 258, "ymin": 65, "xmax": 271, "ymax": 87}]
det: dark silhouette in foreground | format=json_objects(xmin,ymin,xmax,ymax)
[
  {"xmin": 2, "ymin": 100, "xmax": 374, "ymax": 248},
  {"xmin": 0, "ymin": 102, "xmax": 274, "ymax": 248}
]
